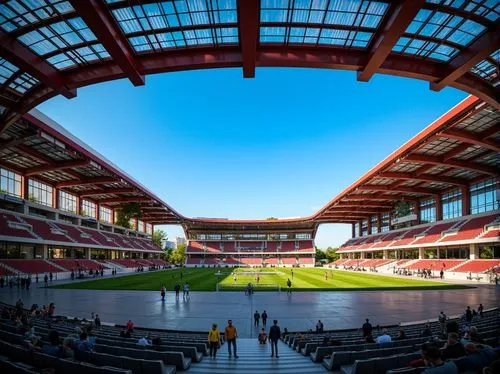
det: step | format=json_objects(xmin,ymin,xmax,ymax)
[{"xmin": 188, "ymin": 338, "xmax": 327, "ymax": 373}]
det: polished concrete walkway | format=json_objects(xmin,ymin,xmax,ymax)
[
  {"xmin": 0, "ymin": 280, "xmax": 498, "ymax": 337},
  {"xmin": 189, "ymin": 338, "xmax": 327, "ymax": 374}
]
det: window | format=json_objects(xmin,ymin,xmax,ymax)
[
  {"xmin": 99, "ymin": 206, "xmax": 112, "ymax": 223},
  {"xmin": 146, "ymin": 223, "xmax": 152, "ymax": 235},
  {"xmin": 442, "ymin": 188, "xmax": 462, "ymax": 219},
  {"xmin": 370, "ymin": 215, "xmax": 378, "ymax": 234},
  {"xmin": 420, "ymin": 197, "xmax": 436, "ymax": 223},
  {"xmin": 381, "ymin": 213, "xmax": 390, "ymax": 232},
  {"xmin": 28, "ymin": 179, "xmax": 53, "ymax": 207},
  {"xmin": 137, "ymin": 220, "xmax": 145, "ymax": 233},
  {"xmin": 81, "ymin": 199, "xmax": 96, "ymax": 218},
  {"xmin": 296, "ymin": 233, "xmax": 311, "ymax": 239},
  {"xmin": 0, "ymin": 168, "xmax": 22, "ymax": 197},
  {"xmin": 354, "ymin": 222, "xmax": 360, "ymax": 237},
  {"xmin": 59, "ymin": 190, "xmax": 77, "ymax": 213},
  {"xmin": 470, "ymin": 178, "xmax": 498, "ymax": 214},
  {"xmin": 361, "ymin": 219, "xmax": 368, "ymax": 236}
]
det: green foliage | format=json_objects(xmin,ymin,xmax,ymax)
[
  {"xmin": 28, "ymin": 194, "xmax": 38, "ymax": 203},
  {"xmin": 152, "ymin": 229, "xmax": 167, "ymax": 249},
  {"xmin": 169, "ymin": 244, "xmax": 186, "ymax": 264},
  {"xmin": 266, "ymin": 217, "xmax": 278, "ymax": 220},
  {"xmin": 480, "ymin": 247, "xmax": 494, "ymax": 259},
  {"xmin": 161, "ymin": 248, "xmax": 173, "ymax": 262},
  {"xmin": 393, "ymin": 201, "xmax": 411, "ymax": 218},
  {"xmin": 315, "ymin": 248, "xmax": 327, "ymax": 263},
  {"xmin": 115, "ymin": 203, "xmax": 142, "ymax": 229}
]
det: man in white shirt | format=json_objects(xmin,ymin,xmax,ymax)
[
  {"xmin": 138, "ymin": 334, "xmax": 152, "ymax": 346},
  {"xmin": 376, "ymin": 329, "xmax": 392, "ymax": 344}
]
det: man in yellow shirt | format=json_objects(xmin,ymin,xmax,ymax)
[
  {"xmin": 208, "ymin": 323, "xmax": 221, "ymax": 359},
  {"xmin": 224, "ymin": 320, "xmax": 239, "ymax": 358}
]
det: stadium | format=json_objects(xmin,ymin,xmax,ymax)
[{"xmin": 0, "ymin": 1, "xmax": 499, "ymax": 373}]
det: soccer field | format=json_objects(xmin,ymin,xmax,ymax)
[{"xmin": 52, "ymin": 267, "xmax": 469, "ymax": 292}]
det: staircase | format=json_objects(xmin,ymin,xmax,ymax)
[
  {"xmin": 44, "ymin": 259, "xmax": 68, "ymax": 272},
  {"xmin": 188, "ymin": 338, "xmax": 326, "ymax": 373}
]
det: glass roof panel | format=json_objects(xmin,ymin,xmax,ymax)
[
  {"xmin": 8, "ymin": 71, "xmax": 38, "ymax": 94},
  {"xmin": 45, "ymin": 43, "xmax": 110, "ymax": 70},
  {"xmin": 426, "ymin": 0, "xmax": 499, "ymax": 22},
  {"xmin": 0, "ymin": 0, "xmax": 74, "ymax": 33},
  {"xmin": 0, "ymin": 58, "xmax": 19, "ymax": 85},
  {"xmin": 18, "ymin": 17, "xmax": 97, "ymax": 56},
  {"xmin": 469, "ymin": 49, "xmax": 499, "ymax": 82}
]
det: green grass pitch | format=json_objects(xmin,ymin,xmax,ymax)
[{"xmin": 51, "ymin": 267, "xmax": 470, "ymax": 292}]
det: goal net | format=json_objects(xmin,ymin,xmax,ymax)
[{"xmin": 216, "ymin": 283, "xmax": 281, "ymax": 292}]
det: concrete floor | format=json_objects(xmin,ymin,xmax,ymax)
[{"xmin": 0, "ymin": 279, "xmax": 498, "ymax": 338}]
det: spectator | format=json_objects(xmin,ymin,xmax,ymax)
[
  {"xmin": 365, "ymin": 334, "xmax": 375, "ymax": 344},
  {"xmin": 42, "ymin": 330, "xmax": 62, "ymax": 357},
  {"xmin": 137, "ymin": 333, "xmax": 152, "ymax": 346},
  {"xmin": 208, "ymin": 323, "xmax": 221, "ymax": 359},
  {"xmin": 461, "ymin": 326, "xmax": 484, "ymax": 345},
  {"xmin": 445, "ymin": 320, "xmax": 460, "ymax": 335},
  {"xmin": 438, "ymin": 311, "xmax": 447, "ymax": 331},
  {"xmin": 126, "ymin": 320, "xmax": 134, "ymax": 332},
  {"xmin": 225, "ymin": 320, "xmax": 238, "ymax": 358},
  {"xmin": 362, "ymin": 318, "xmax": 373, "ymax": 338},
  {"xmin": 376, "ymin": 329, "xmax": 392, "ymax": 344},
  {"xmin": 269, "ymin": 319, "xmax": 281, "ymax": 358},
  {"xmin": 258, "ymin": 328, "xmax": 267, "ymax": 344},
  {"xmin": 48, "ymin": 303, "xmax": 55, "ymax": 318},
  {"xmin": 457, "ymin": 343, "xmax": 496, "ymax": 373},
  {"xmin": 281, "ymin": 328, "xmax": 289, "ymax": 340},
  {"xmin": 478, "ymin": 303, "xmax": 484, "ymax": 317},
  {"xmin": 442, "ymin": 332, "xmax": 466, "ymax": 360},
  {"xmin": 262, "ymin": 310, "xmax": 268, "ymax": 326},
  {"xmin": 76, "ymin": 332, "xmax": 94, "ymax": 352},
  {"xmin": 25, "ymin": 335, "xmax": 42, "ymax": 351},
  {"xmin": 421, "ymin": 346, "xmax": 458, "ymax": 374},
  {"xmin": 316, "ymin": 320, "xmax": 324, "ymax": 333},
  {"xmin": 465, "ymin": 306, "xmax": 473, "ymax": 323},
  {"xmin": 254, "ymin": 310, "xmax": 260, "ymax": 327},
  {"xmin": 420, "ymin": 323, "xmax": 433, "ymax": 337},
  {"xmin": 94, "ymin": 314, "xmax": 101, "ymax": 328},
  {"xmin": 394, "ymin": 329, "xmax": 407, "ymax": 341},
  {"xmin": 62, "ymin": 337, "xmax": 76, "ymax": 358}
]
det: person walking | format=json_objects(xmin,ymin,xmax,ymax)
[
  {"xmin": 478, "ymin": 303, "xmax": 484, "ymax": 317},
  {"xmin": 262, "ymin": 310, "xmax": 268, "ymax": 326},
  {"xmin": 224, "ymin": 320, "xmax": 238, "ymax": 358},
  {"xmin": 183, "ymin": 282, "xmax": 190, "ymax": 300},
  {"xmin": 362, "ymin": 318, "xmax": 373, "ymax": 338},
  {"xmin": 286, "ymin": 278, "xmax": 292, "ymax": 294},
  {"xmin": 174, "ymin": 283, "xmax": 180, "ymax": 298},
  {"xmin": 160, "ymin": 285, "xmax": 166, "ymax": 301},
  {"xmin": 269, "ymin": 319, "xmax": 281, "ymax": 358},
  {"xmin": 44, "ymin": 274, "xmax": 48, "ymax": 287},
  {"xmin": 208, "ymin": 323, "xmax": 221, "ymax": 359},
  {"xmin": 254, "ymin": 310, "xmax": 260, "ymax": 327}
]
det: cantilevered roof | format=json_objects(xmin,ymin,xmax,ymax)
[
  {"xmin": 312, "ymin": 95, "xmax": 499, "ymax": 223},
  {"xmin": 0, "ymin": 0, "xmax": 499, "ymax": 135},
  {"xmin": 0, "ymin": 94, "xmax": 497, "ymax": 232}
]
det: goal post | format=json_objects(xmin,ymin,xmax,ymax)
[{"xmin": 216, "ymin": 283, "xmax": 281, "ymax": 292}]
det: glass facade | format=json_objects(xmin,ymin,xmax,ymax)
[
  {"xmin": 442, "ymin": 188, "xmax": 462, "ymax": 220},
  {"xmin": 470, "ymin": 178, "xmax": 498, "ymax": 214},
  {"xmin": 99, "ymin": 206, "xmax": 112, "ymax": 223},
  {"xmin": 420, "ymin": 197, "xmax": 436, "ymax": 223},
  {"xmin": 361, "ymin": 219, "xmax": 368, "ymax": 236},
  {"xmin": 81, "ymin": 199, "xmax": 96, "ymax": 218},
  {"xmin": 137, "ymin": 220, "xmax": 145, "ymax": 233},
  {"xmin": 146, "ymin": 223, "xmax": 153, "ymax": 235},
  {"xmin": 370, "ymin": 215, "xmax": 378, "ymax": 234},
  {"xmin": 59, "ymin": 190, "xmax": 77, "ymax": 213},
  {"xmin": 381, "ymin": 213, "xmax": 390, "ymax": 232},
  {"xmin": 0, "ymin": 167, "xmax": 22, "ymax": 197},
  {"xmin": 28, "ymin": 179, "xmax": 53, "ymax": 207},
  {"xmin": 354, "ymin": 222, "xmax": 360, "ymax": 237}
]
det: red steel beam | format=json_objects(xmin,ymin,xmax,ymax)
[
  {"xmin": 442, "ymin": 143, "xmax": 472, "ymax": 162},
  {"xmin": 357, "ymin": 185, "xmax": 439, "ymax": 195},
  {"xmin": 333, "ymin": 202, "xmax": 393, "ymax": 208},
  {"xmin": 70, "ymin": 0, "xmax": 144, "ymax": 86},
  {"xmin": 431, "ymin": 26, "xmax": 500, "ymax": 92},
  {"xmin": 79, "ymin": 188, "xmax": 136, "ymax": 197},
  {"xmin": 0, "ymin": 30, "xmax": 76, "ymax": 99},
  {"xmin": 56, "ymin": 176, "xmax": 117, "ymax": 189},
  {"xmin": 378, "ymin": 172, "xmax": 469, "ymax": 187},
  {"xmin": 25, "ymin": 159, "xmax": 89, "ymax": 176},
  {"xmin": 99, "ymin": 197, "xmax": 152, "ymax": 204},
  {"xmin": 237, "ymin": 0, "xmax": 260, "ymax": 78},
  {"xmin": 357, "ymin": 0, "xmax": 426, "ymax": 82},
  {"xmin": 438, "ymin": 128, "xmax": 500, "ymax": 152},
  {"xmin": 405, "ymin": 154, "xmax": 499, "ymax": 176}
]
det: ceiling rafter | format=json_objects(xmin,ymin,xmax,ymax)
[
  {"xmin": 378, "ymin": 172, "xmax": 469, "ymax": 188},
  {"xmin": 69, "ymin": 0, "xmax": 144, "ymax": 86},
  {"xmin": 79, "ymin": 188, "xmax": 137, "ymax": 197},
  {"xmin": 25, "ymin": 159, "xmax": 89, "ymax": 176},
  {"xmin": 99, "ymin": 197, "xmax": 153, "ymax": 204},
  {"xmin": 357, "ymin": 0, "xmax": 426, "ymax": 82},
  {"xmin": 0, "ymin": 30, "xmax": 76, "ymax": 99},
  {"xmin": 438, "ymin": 128, "xmax": 500, "ymax": 152},
  {"xmin": 431, "ymin": 26, "xmax": 500, "ymax": 92},
  {"xmin": 357, "ymin": 185, "xmax": 440, "ymax": 195},
  {"xmin": 56, "ymin": 176, "xmax": 118, "ymax": 189},
  {"xmin": 441, "ymin": 143, "xmax": 473, "ymax": 162},
  {"xmin": 405, "ymin": 154, "xmax": 498, "ymax": 176},
  {"xmin": 333, "ymin": 201, "xmax": 393, "ymax": 208}
]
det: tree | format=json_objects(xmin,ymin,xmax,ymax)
[
  {"xmin": 480, "ymin": 246, "xmax": 494, "ymax": 259},
  {"xmin": 324, "ymin": 247, "xmax": 340, "ymax": 263},
  {"xmin": 170, "ymin": 244, "xmax": 187, "ymax": 265},
  {"xmin": 115, "ymin": 203, "xmax": 142, "ymax": 229},
  {"xmin": 315, "ymin": 248, "xmax": 327, "ymax": 263},
  {"xmin": 152, "ymin": 229, "xmax": 167, "ymax": 249}
]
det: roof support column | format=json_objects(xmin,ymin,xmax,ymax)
[
  {"xmin": 377, "ymin": 214, "xmax": 382, "ymax": 234},
  {"xmin": 414, "ymin": 201, "xmax": 421, "ymax": 225},
  {"xmin": 435, "ymin": 194, "xmax": 442, "ymax": 221},
  {"xmin": 358, "ymin": 220, "xmax": 363, "ymax": 237},
  {"xmin": 351, "ymin": 223, "xmax": 356, "ymax": 239},
  {"xmin": 461, "ymin": 186, "xmax": 470, "ymax": 217},
  {"xmin": 418, "ymin": 247, "xmax": 424, "ymax": 260},
  {"xmin": 367, "ymin": 216, "xmax": 372, "ymax": 236},
  {"xmin": 237, "ymin": 0, "xmax": 260, "ymax": 78}
]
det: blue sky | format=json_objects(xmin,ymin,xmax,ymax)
[{"xmin": 37, "ymin": 67, "xmax": 467, "ymax": 248}]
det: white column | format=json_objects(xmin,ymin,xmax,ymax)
[
  {"xmin": 418, "ymin": 247, "xmax": 424, "ymax": 259},
  {"xmin": 383, "ymin": 250, "xmax": 388, "ymax": 260},
  {"xmin": 469, "ymin": 244, "xmax": 479, "ymax": 260}
]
